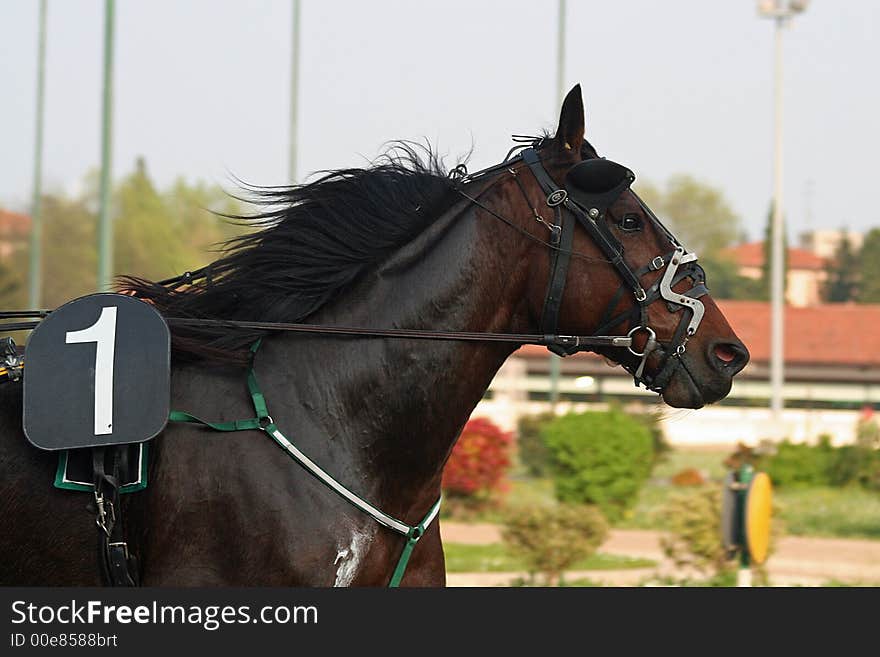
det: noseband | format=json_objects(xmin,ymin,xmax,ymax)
[
  {"xmin": 453, "ymin": 142, "xmax": 708, "ymax": 393},
  {"xmin": 0, "ymin": 140, "xmax": 710, "ymax": 587},
  {"xmin": 3, "ymin": 142, "xmax": 707, "ymax": 395}
]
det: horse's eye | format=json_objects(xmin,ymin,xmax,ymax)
[{"xmin": 619, "ymin": 213, "xmax": 642, "ymax": 232}]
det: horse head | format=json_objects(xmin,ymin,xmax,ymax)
[{"xmin": 491, "ymin": 85, "xmax": 749, "ymax": 409}]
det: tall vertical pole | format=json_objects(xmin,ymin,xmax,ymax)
[
  {"xmin": 97, "ymin": 0, "xmax": 115, "ymax": 291},
  {"xmin": 549, "ymin": 0, "xmax": 566, "ymax": 412},
  {"xmin": 29, "ymin": 0, "xmax": 48, "ymax": 308},
  {"xmin": 289, "ymin": 0, "xmax": 301, "ymax": 184},
  {"xmin": 769, "ymin": 17, "xmax": 785, "ymax": 424}
]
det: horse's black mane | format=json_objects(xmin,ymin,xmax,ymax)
[{"xmin": 121, "ymin": 143, "xmax": 458, "ymax": 364}]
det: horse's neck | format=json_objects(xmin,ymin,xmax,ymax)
[{"xmin": 265, "ymin": 199, "xmax": 530, "ymax": 518}]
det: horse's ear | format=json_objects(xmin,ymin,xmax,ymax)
[{"xmin": 553, "ymin": 84, "xmax": 585, "ymax": 154}]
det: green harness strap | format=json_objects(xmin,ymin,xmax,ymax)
[{"xmin": 168, "ymin": 339, "xmax": 441, "ymax": 587}]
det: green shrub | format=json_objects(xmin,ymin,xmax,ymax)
[
  {"xmin": 516, "ymin": 412, "xmax": 554, "ymax": 477},
  {"xmin": 542, "ymin": 409, "xmax": 654, "ymax": 522},
  {"xmin": 501, "ymin": 503, "xmax": 608, "ymax": 585},
  {"xmin": 856, "ymin": 413, "xmax": 880, "ymax": 450},
  {"xmin": 657, "ymin": 483, "xmax": 779, "ymax": 584},
  {"xmin": 764, "ymin": 436, "xmax": 880, "ymax": 490},
  {"xmin": 763, "ymin": 437, "xmax": 836, "ymax": 488},
  {"xmin": 631, "ymin": 408, "xmax": 671, "ymax": 462},
  {"xmin": 657, "ymin": 485, "xmax": 732, "ymax": 577}
]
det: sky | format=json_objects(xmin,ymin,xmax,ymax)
[{"xmin": 2, "ymin": 0, "xmax": 879, "ymax": 243}]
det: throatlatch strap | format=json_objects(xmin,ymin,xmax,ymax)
[{"xmin": 168, "ymin": 339, "xmax": 441, "ymax": 587}]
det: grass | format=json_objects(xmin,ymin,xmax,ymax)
[
  {"xmin": 649, "ymin": 447, "xmax": 730, "ymax": 479},
  {"xmin": 772, "ymin": 487, "xmax": 880, "ymax": 539},
  {"xmin": 445, "ymin": 448, "xmax": 880, "ymax": 541},
  {"xmin": 442, "ymin": 542, "xmax": 656, "ymax": 573},
  {"xmin": 619, "ymin": 449, "xmax": 880, "ymax": 540}
]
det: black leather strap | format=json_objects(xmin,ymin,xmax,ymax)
[
  {"xmin": 92, "ymin": 447, "xmax": 138, "ymax": 587},
  {"xmin": 540, "ymin": 208, "xmax": 574, "ymax": 340},
  {"xmin": 521, "ymin": 148, "xmax": 562, "ymax": 194},
  {"xmin": 518, "ymin": 149, "xmax": 579, "ymax": 349},
  {"xmin": 567, "ymin": 203, "xmax": 645, "ymax": 298}
]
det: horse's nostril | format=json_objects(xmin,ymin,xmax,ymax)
[
  {"xmin": 710, "ymin": 342, "xmax": 749, "ymax": 375},
  {"xmin": 714, "ymin": 344, "xmax": 738, "ymax": 364}
]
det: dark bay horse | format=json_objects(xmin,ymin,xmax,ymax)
[{"xmin": 0, "ymin": 86, "xmax": 748, "ymax": 586}]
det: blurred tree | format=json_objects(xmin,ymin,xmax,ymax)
[
  {"xmin": 700, "ymin": 252, "xmax": 765, "ymax": 300},
  {"xmin": 759, "ymin": 202, "xmax": 788, "ymax": 301},
  {"xmin": 163, "ymin": 176, "xmax": 247, "ymax": 263},
  {"xmin": 636, "ymin": 175, "xmax": 742, "ymax": 257},
  {"xmin": 857, "ymin": 228, "xmax": 880, "ymax": 303},
  {"xmin": 113, "ymin": 157, "xmax": 192, "ymax": 281},
  {"xmin": 0, "ymin": 256, "xmax": 25, "ymax": 309},
  {"xmin": 39, "ymin": 194, "xmax": 97, "ymax": 308},
  {"xmin": 637, "ymin": 176, "xmax": 759, "ymax": 300},
  {"xmin": 1, "ymin": 161, "xmax": 250, "ymax": 314},
  {"xmin": 823, "ymin": 229, "xmax": 859, "ymax": 302}
]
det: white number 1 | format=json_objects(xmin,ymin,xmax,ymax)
[{"xmin": 66, "ymin": 306, "xmax": 117, "ymax": 435}]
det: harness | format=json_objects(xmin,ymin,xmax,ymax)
[
  {"xmin": 453, "ymin": 142, "xmax": 709, "ymax": 391},
  {"xmin": 167, "ymin": 339, "xmax": 440, "ymax": 587},
  {"xmin": 0, "ymin": 139, "xmax": 709, "ymax": 587}
]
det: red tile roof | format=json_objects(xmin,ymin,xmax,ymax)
[
  {"xmin": 0, "ymin": 209, "xmax": 31, "ymax": 240},
  {"xmin": 516, "ymin": 300, "xmax": 880, "ymax": 367},
  {"xmin": 722, "ymin": 241, "xmax": 826, "ymax": 271},
  {"xmin": 714, "ymin": 300, "xmax": 880, "ymax": 367}
]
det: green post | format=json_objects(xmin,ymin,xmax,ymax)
[
  {"xmin": 28, "ymin": 0, "xmax": 48, "ymax": 308},
  {"xmin": 97, "ymin": 0, "xmax": 115, "ymax": 291},
  {"xmin": 736, "ymin": 463, "xmax": 754, "ymax": 586}
]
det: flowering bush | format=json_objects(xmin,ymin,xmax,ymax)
[
  {"xmin": 442, "ymin": 417, "xmax": 513, "ymax": 500},
  {"xmin": 671, "ymin": 468, "xmax": 707, "ymax": 487}
]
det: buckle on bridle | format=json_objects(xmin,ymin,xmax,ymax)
[{"xmin": 94, "ymin": 492, "xmax": 115, "ymax": 536}]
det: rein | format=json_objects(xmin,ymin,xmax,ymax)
[
  {"xmin": 0, "ymin": 138, "xmax": 709, "ymax": 587},
  {"xmin": 165, "ymin": 318, "xmax": 633, "ymax": 350},
  {"xmin": 0, "ymin": 315, "xmax": 634, "ymax": 351}
]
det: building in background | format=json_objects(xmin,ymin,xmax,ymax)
[
  {"xmin": 476, "ymin": 300, "xmax": 880, "ymax": 448},
  {"xmin": 722, "ymin": 241, "xmax": 827, "ymax": 307},
  {"xmin": 0, "ymin": 209, "xmax": 30, "ymax": 259},
  {"xmin": 799, "ymin": 229, "xmax": 864, "ymax": 260}
]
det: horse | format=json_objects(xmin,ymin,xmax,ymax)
[{"xmin": 0, "ymin": 85, "xmax": 749, "ymax": 586}]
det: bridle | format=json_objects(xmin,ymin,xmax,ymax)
[
  {"xmin": 0, "ymin": 137, "xmax": 712, "ymax": 587},
  {"xmin": 0, "ymin": 139, "xmax": 708, "ymax": 393},
  {"xmin": 451, "ymin": 137, "xmax": 708, "ymax": 392}
]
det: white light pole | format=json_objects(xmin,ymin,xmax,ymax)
[
  {"xmin": 29, "ymin": 0, "xmax": 48, "ymax": 308},
  {"xmin": 757, "ymin": 0, "xmax": 808, "ymax": 428}
]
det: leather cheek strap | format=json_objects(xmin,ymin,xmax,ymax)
[{"xmin": 540, "ymin": 208, "xmax": 574, "ymax": 338}]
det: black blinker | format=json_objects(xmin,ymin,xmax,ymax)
[{"xmin": 565, "ymin": 158, "xmax": 635, "ymax": 211}]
